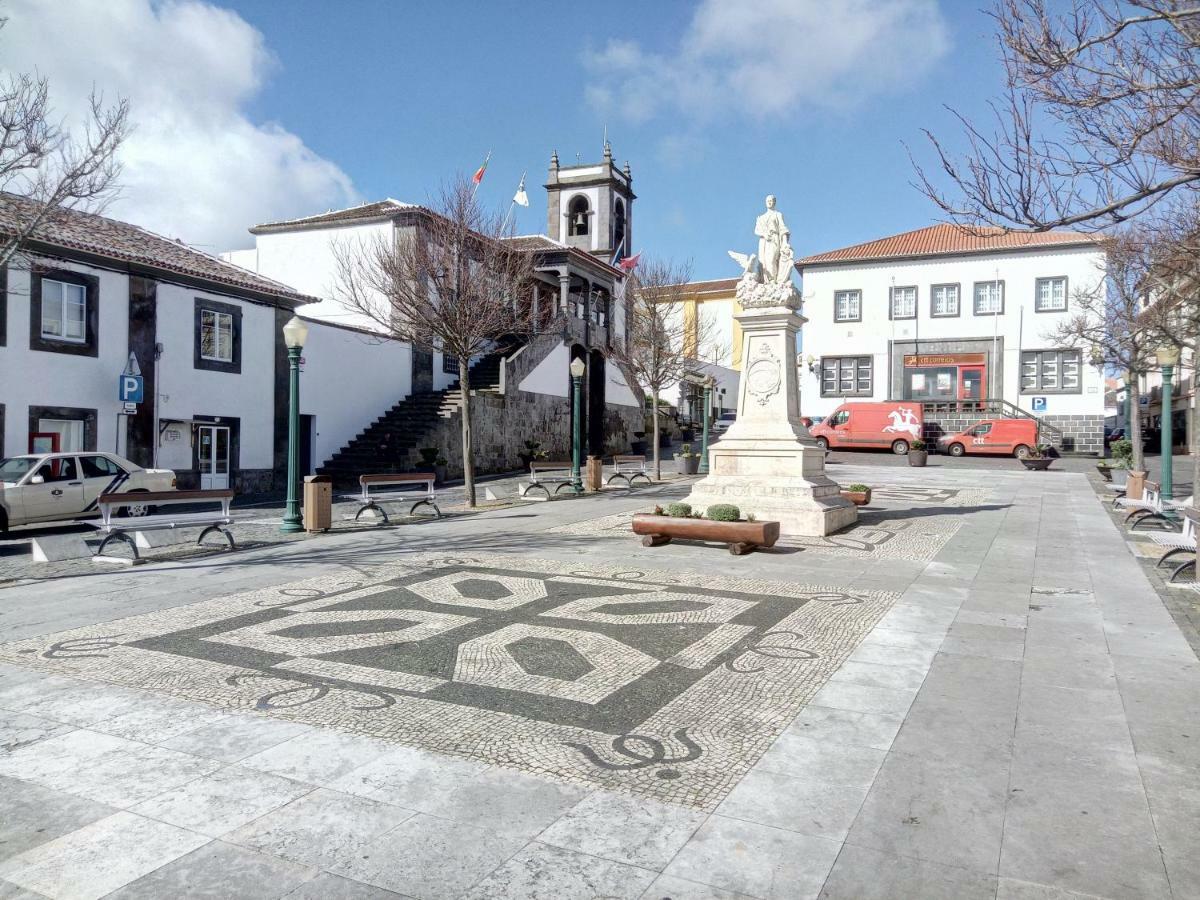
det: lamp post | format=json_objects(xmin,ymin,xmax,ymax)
[
  {"xmin": 569, "ymin": 356, "xmax": 586, "ymax": 494},
  {"xmin": 699, "ymin": 376, "xmax": 714, "ymax": 475},
  {"xmin": 280, "ymin": 315, "xmax": 309, "ymax": 533},
  {"xmin": 1157, "ymin": 346, "xmax": 1179, "ymax": 500}
]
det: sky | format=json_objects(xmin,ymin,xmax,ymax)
[{"xmin": 0, "ymin": 0, "xmax": 1009, "ymax": 280}]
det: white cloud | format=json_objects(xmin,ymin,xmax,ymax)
[
  {"xmin": 0, "ymin": 0, "xmax": 358, "ymax": 250},
  {"xmin": 586, "ymin": 0, "xmax": 951, "ymax": 123}
]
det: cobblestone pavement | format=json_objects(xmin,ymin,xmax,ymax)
[{"xmin": 0, "ymin": 463, "xmax": 1196, "ymax": 899}]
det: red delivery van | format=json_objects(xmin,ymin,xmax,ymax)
[
  {"xmin": 808, "ymin": 402, "xmax": 924, "ymax": 454},
  {"xmin": 936, "ymin": 418, "xmax": 1040, "ymax": 458}
]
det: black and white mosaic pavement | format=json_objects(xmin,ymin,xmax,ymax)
[{"xmin": 0, "ymin": 553, "xmax": 896, "ymax": 808}]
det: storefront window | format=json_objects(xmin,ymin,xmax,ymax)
[{"xmin": 904, "ymin": 367, "xmax": 958, "ymax": 401}]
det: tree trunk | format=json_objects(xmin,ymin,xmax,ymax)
[
  {"xmin": 459, "ymin": 356, "xmax": 476, "ymax": 508},
  {"xmin": 1130, "ymin": 376, "xmax": 1144, "ymax": 473},
  {"xmin": 1192, "ymin": 348, "xmax": 1199, "ymax": 508},
  {"xmin": 651, "ymin": 388, "xmax": 661, "ymax": 481}
]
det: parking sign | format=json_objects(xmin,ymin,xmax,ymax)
[
  {"xmin": 1031, "ymin": 396, "xmax": 1047, "ymax": 413},
  {"xmin": 119, "ymin": 374, "xmax": 144, "ymax": 404}
]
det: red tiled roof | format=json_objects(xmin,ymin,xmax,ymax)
[
  {"xmin": 250, "ymin": 199, "xmax": 417, "ymax": 233},
  {"xmin": 0, "ymin": 192, "xmax": 317, "ymax": 306},
  {"xmin": 796, "ymin": 223, "xmax": 1097, "ymax": 267}
]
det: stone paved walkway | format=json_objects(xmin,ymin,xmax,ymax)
[{"xmin": 0, "ymin": 464, "xmax": 1196, "ymax": 899}]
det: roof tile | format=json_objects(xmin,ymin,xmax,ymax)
[{"xmin": 796, "ymin": 223, "xmax": 1096, "ymax": 267}]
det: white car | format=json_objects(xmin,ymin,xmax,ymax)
[{"xmin": 0, "ymin": 452, "xmax": 176, "ymax": 531}]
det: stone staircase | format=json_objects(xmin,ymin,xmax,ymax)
[{"xmin": 316, "ymin": 346, "xmax": 510, "ymax": 486}]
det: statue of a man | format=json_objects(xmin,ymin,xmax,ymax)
[{"xmin": 755, "ymin": 195, "xmax": 795, "ymax": 285}]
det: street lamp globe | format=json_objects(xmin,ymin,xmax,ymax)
[
  {"xmin": 569, "ymin": 357, "xmax": 586, "ymax": 378},
  {"xmin": 283, "ymin": 315, "xmax": 309, "ymax": 349},
  {"xmin": 1156, "ymin": 345, "xmax": 1180, "ymax": 368}
]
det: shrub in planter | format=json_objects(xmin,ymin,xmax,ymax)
[
  {"xmin": 841, "ymin": 483, "xmax": 872, "ymax": 505},
  {"xmin": 518, "ymin": 440, "xmax": 547, "ymax": 469},
  {"xmin": 907, "ymin": 439, "xmax": 928, "ymax": 467},
  {"xmin": 666, "ymin": 502, "xmax": 693, "ymax": 518},
  {"xmin": 676, "ymin": 443, "xmax": 701, "ymax": 475},
  {"xmin": 706, "ymin": 504, "xmax": 741, "ymax": 522}
]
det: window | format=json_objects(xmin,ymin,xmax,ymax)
[
  {"xmin": 970, "ymin": 423, "xmax": 992, "ymax": 437},
  {"xmin": 32, "ymin": 457, "xmax": 76, "ymax": 483},
  {"xmin": 890, "ymin": 286, "xmax": 916, "ymax": 320},
  {"xmin": 1021, "ymin": 349, "xmax": 1082, "ymax": 393},
  {"xmin": 567, "ymin": 195, "xmax": 590, "ymax": 237},
  {"xmin": 38, "ymin": 418, "xmax": 85, "ymax": 452},
  {"xmin": 834, "ymin": 290, "xmax": 861, "ymax": 322},
  {"xmin": 820, "ymin": 356, "xmax": 872, "ymax": 397},
  {"xmin": 973, "ymin": 281, "xmax": 1004, "ymax": 315},
  {"xmin": 931, "ymin": 284, "xmax": 960, "ymax": 317},
  {"xmin": 828, "ymin": 409, "xmax": 850, "ymax": 426},
  {"xmin": 1035, "ymin": 276, "xmax": 1068, "ymax": 313},
  {"xmin": 199, "ymin": 309, "xmax": 234, "ymax": 361},
  {"xmin": 40, "ymin": 278, "xmax": 86, "ymax": 343},
  {"xmin": 79, "ymin": 455, "xmax": 124, "ymax": 478}
]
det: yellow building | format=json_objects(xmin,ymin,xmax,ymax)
[{"xmin": 670, "ymin": 277, "xmax": 745, "ymax": 369}]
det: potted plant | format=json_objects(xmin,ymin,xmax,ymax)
[
  {"xmin": 840, "ymin": 483, "xmax": 872, "ymax": 506},
  {"xmin": 631, "ymin": 431, "xmax": 648, "ymax": 456},
  {"xmin": 1020, "ymin": 444, "xmax": 1055, "ymax": 471},
  {"xmin": 416, "ymin": 447, "xmax": 449, "ymax": 484},
  {"xmin": 908, "ymin": 438, "xmax": 928, "ymax": 467},
  {"xmin": 676, "ymin": 443, "xmax": 700, "ymax": 475},
  {"xmin": 518, "ymin": 439, "xmax": 547, "ymax": 470},
  {"xmin": 632, "ymin": 503, "xmax": 780, "ymax": 554}
]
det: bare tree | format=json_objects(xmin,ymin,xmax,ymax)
[
  {"xmin": 913, "ymin": 0, "xmax": 1200, "ymax": 233},
  {"xmin": 1050, "ymin": 229, "xmax": 1161, "ymax": 470},
  {"xmin": 610, "ymin": 258, "xmax": 712, "ymax": 480},
  {"xmin": 0, "ymin": 16, "xmax": 129, "ymax": 269},
  {"xmin": 333, "ymin": 176, "xmax": 536, "ymax": 506}
]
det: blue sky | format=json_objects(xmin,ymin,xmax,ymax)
[{"xmin": 4, "ymin": 1, "xmax": 1007, "ymax": 278}]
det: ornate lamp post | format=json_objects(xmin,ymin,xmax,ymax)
[
  {"xmin": 1157, "ymin": 345, "xmax": 1179, "ymax": 500},
  {"xmin": 569, "ymin": 356, "xmax": 586, "ymax": 494},
  {"xmin": 280, "ymin": 315, "xmax": 309, "ymax": 533},
  {"xmin": 699, "ymin": 376, "xmax": 715, "ymax": 475}
]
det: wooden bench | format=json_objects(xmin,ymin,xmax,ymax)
[
  {"xmin": 606, "ymin": 455, "xmax": 652, "ymax": 488},
  {"xmin": 521, "ymin": 462, "xmax": 580, "ymax": 499},
  {"xmin": 345, "ymin": 473, "xmax": 442, "ymax": 524},
  {"xmin": 93, "ymin": 489, "xmax": 235, "ymax": 560}
]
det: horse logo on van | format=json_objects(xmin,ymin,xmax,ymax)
[{"xmin": 883, "ymin": 407, "xmax": 920, "ymax": 437}]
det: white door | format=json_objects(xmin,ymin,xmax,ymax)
[
  {"xmin": 198, "ymin": 426, "xmax": 230, "ymax": 490},
  {"xmin": 22, "ymin": 457, "xmax": 85, "ymax": 522}
]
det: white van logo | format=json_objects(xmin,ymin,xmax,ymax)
[{"xmin": 883, "ymin": 408, "xmax": 920, "ymax": 437}]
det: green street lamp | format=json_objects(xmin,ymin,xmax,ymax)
[
  {"xmin": 569, "ymin": 356, "xmax": 586, "ymax": 494},
  {"xmin": 280, "ymin": 315, "xmax": 309, "ymax": 533},
  {"xmin": 698, "ymin": 376, "xmax": 715, "ymax": 475},
  {"xmin": 1157, "ymin": 345, "xmax": 1179, "ymax": 500}
]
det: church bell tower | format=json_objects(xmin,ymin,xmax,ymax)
[{"xmin": 545, "ymin": 141, "xmax": 636, "ymax": 263}]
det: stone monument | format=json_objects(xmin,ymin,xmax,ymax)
[{"xmin": 682, "ymin": 195, "xmax": 857, "ymax": 536}]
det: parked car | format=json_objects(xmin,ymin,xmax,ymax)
[
  {"xmin": 0, "ymin": 452, "xmax": 176, "ymax": 531},
  {"xmin": 808, "ymin": 402, "xmax": 924, "ymax": 454},
  {"xmin": 936, "ymin": 418, "xmax": 1040, "ymax": 459},
  {"xmin": 711, "ymin": 411, "xmax": 738, "ymax": 436}
]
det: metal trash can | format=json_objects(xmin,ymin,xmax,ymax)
[{"xmin": 303, "ymin": 475, "xmax": 332, "ymax": 532}]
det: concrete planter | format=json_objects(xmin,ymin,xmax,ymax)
[
  {"xmin": 632, "ymin": 513, "xmax": 780, "ymax": 555},
  {"xmin": 908, "ymin": 450, "xmax": 928, "ymax": 467},
  {"xmin": 1021, "ymin": 457, "xmax": 1055, "ymax": 471},
  {"xmin": 840, "ymin": 488, "xmax": 871, "ymax": 506},
  {"xmin": 676, "ymin": 456, "xmax": 700, "ymax": 475}
]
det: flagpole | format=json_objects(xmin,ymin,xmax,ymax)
[{"xmin": 471, "ymin": 149, "xmax": 491, "ymax": 198}]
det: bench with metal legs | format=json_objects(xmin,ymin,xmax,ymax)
[
  {"xmin": 347, "ymin": 474, "xmax": 442, "ymax": 524},
  {"xmin": 521, "ymin": 462, "xmax": 579, "ymax": 498},
  {"xmin": 605, "ymin": 455, "xmax": 652, "ymax": 488},
  {"xmin": 92, "ymin": 489, "xmax": 236, "ymax": 561}
]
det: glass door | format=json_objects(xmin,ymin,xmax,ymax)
[
  {"xmin": 959, "ymin": 366, "xmax": 984, "ymax": 402},
  {"xmin": 198, "ymin": 425, "xmax": 230, "ymax": 490}
]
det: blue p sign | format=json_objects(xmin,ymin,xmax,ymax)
[
  {"xmin": 120, "ymin": 374, "xmax": 144, "ymax": 403},
  {"xmin": 1031, "ymin": 396, "xmax": 1047, "ymax": 413}
]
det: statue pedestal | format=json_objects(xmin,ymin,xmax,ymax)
[{"xmin": 683, "ymin": 282, "xmax": 856, "ymax": 536}]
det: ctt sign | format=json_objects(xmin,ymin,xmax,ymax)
[{"xmin": 119, "ymin": 373, "xmax": 144, "ymax": 404}]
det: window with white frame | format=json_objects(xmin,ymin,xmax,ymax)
[
  {"xmin": 37, "ymin": 418, "xmax": 85, "ymax": 452},
  {"xmin": 834, "ymin": 290, "xmax": 861, "ymax": 322},
  {"xmin": 1035, "ymin": 276, "xmax": 1068, "ymax": 312},
  {"xmin": 890, "ymin": 286, "xmax": 916, "ymax": 319},
  {"xmin": 973, "ymin": 280, "xmax": 1004, "ymax": 315},
  {"xmin": 820, "ymin": 356, "xmax": 872, "ymax": 397},
  {"xmin": 40, "ymin": 279, "xmax": 86, "ymax": 342},
  {"xmin": 931, "ymin": 283, "xmax": 960, "ymax": 317},
  {"xmin": 1021, "ymin": 348, "xmax": 1082, "ymax": 393},
  {"xmin": 199, "ymin": 309, "xmax": 234, "ymax": 362}
]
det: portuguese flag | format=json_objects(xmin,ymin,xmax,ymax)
[{"xmin": 472, "ymin": 151, "xmax": 491, "ymax": 185}]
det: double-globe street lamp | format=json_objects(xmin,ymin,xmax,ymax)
[
  {"xmin": 281, "ymin": 315, "xmax": 309, "ymax": 533},
  {"xmin": 569, "ymin": 356, "xmax": 586, "ymax": 494},
  {"xmin": 1157, "ymin": 345, "xmax": 1179, "ymax": 500}
]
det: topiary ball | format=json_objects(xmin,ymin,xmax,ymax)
[
  {"xmin": 666, "ymin": 502, "xmax": 693, "ymax": 518},
  {"xmin": 706, "ymin": 504, "xmax": 741, "ymax": 522}
]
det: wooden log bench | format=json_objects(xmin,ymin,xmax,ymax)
[
  {"xmin": 344, "ymin": 473, "xmax": 442, "ymax": 524},
  {"xmin": 631, "ymin": 513, "xmax": 780, "ymax": 556},
  {"xmin": 606, "ymin": 455, "xmax": 652, "ymax": 488},
  {"xmin": 520, "ymin": 462, "xmax": 580, "ymax": 499},
  {"xmin": 92, "ymin": 489, "xmax": 235, "ymax": 561}
]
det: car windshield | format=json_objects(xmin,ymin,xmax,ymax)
[{"xmin": 0, "ymin": 457, "xmax": 38, "ymax": 480}]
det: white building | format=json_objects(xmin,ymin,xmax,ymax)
[{"xmin": 796, "ymin": 224, "xmax": 1108, "ymax": 453}]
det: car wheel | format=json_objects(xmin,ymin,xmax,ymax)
[
  {"xmin": 118, "ymin": 491, "xmax": 154, "ymax": 518},
  {"xmin": 815, "ymin": 437, "xmax": 829, "ymax": 451},
  {"xmin": 948, "ymin": 443, "xmax": 966, "ymax": 457},
  {"xmin": 1014, "ymin": 444, "xmax": 1031, "ymax": 460},
  {"xmin": 891, "ymin": 439, "xmax": 909, "ymax": 455}
]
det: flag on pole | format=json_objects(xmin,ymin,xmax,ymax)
[
  {"xmin": 472, "ymin": 151, "xmax": 491, "ymax": 185},
  {"xmin": 512, "ymin": 171, "xmax": 529, "ymax": 207},
  {"xmin": 618, "ymin": 252, "xmax": 641, "ymax": 273}
]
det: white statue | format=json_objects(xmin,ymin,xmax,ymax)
[{"xmin": 754, "ymin": 195, "xmax": 794, "ymax": 285}]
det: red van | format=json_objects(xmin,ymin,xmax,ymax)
[
  {"xmin": 808, "ymin": 402, "xmax": 924, "ymax": 454},
  {"xmin": 936, "ymin": 418, "xmax": 1040, "ymax": 458}
]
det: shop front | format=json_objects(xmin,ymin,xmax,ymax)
[{"xmin": 901, "ymin": 353, "xmax": 988, "ymax": 402}]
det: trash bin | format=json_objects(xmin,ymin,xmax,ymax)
[
  {"xmin": 303, "ymin": 475, "xmax": 332, "ymax": 532},
  {"xmin": 585, "ymin": 456, "xmax": 603, "ymax": 492}
]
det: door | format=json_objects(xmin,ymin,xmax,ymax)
[
  {"xmin": 198, "ymin": 425, "xmax": 230, "ymax": 490},
  {"xmin": 299, "ymin": 415, "xmax": 314, "ymax": 476},
  {"xmin": 967, "ymin": 422, "xmax": 994, "ymax": 453},
  {"xmin": 22, "ymin": 457, "xmax": 84, "ymax": 521},
  {"xmin": 78, "ymin": 454, "xmax": 128, "ymax": 510},
  {"xmin": 960, "ymin": 366, "xmax": 984, "ymax": 402},
  {"xmin": 828, "ymin": 408, "xmax": 851, "ymax": 447}
]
